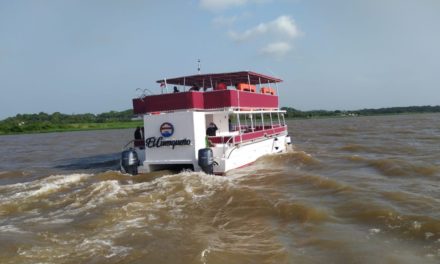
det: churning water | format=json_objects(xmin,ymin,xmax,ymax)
[{"xmin": 0, "ymin": 114, "xmax": 439, "ymax": 264}]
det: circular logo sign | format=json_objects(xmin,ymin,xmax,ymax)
[{"xmin": 160, "ymin": 122, "xmax": 174, "ymax": 137}]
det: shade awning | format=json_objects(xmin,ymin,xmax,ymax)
[{"xmin": 156, "ymin": 71, "xmax": 282, "ymax": 88}]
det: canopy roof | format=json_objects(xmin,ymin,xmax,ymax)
[{"xmin": 157, "ymin": 71, "xmax": 282, "ymax": 88}]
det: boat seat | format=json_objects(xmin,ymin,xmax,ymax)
[
  {"xmin": 260, "ymin": 87, "xmax": 275, "ymax": 95},
  {"xmin": 236, "ymin": 83, "xmax": 256, "ymax": 92},
  {"xmin": 215, "ymin": 82, "xmax": 227, "ymax": 90}
]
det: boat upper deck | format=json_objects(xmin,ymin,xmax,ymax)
[
  {"xmin": 133, "ymin": 90, "xmax": 279, "ymax": 114},
  {"xmin": 133, "ymin": 71, "xmax": 283, "ymax": 114}
]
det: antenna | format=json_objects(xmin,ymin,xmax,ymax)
[{"xmin": 197, "ymin": 59, "xmax": 201, "ymax": 74}]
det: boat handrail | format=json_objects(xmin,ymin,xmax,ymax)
[
  {"xmin": 208, "ymin": 126, "xmax": 286, "ymax": 146},
  {"xmin": 122, "ymin": 139, "xmax": 135, "ymax": 150},
  {"xmin": 222, "ymin": 135, "xmax": 236, "ymax": 157}
]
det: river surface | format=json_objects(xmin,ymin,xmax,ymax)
[{"xmin": 0, "ymin": 114, "xmax": 439, "ymax": 264}]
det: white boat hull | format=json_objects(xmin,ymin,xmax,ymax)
[
  {"xmin": 211, "ymin": 134, "xmax": 289, "ymax": 174},
  {"xmin": 126, "ymin": 110, "xmax": 291, "ymax": 175}
]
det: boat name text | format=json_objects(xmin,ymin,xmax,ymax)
[{"xmin": 145, "ymin": 137, "xmax": 191, "ymax": 149}]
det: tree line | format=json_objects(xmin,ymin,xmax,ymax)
[
  {"xmin": 281, "ymin": 105, "xmax": 440, "ymax": 119},
  {"xmin": 1, "ymin": 105, "xmax": 439, "ymax": 134},
  {"xmin": 0, "ymin": 110, "xmax": 134, "ymax": 134}
]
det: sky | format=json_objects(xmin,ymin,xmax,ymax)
[{"xmin": 1, "ymin": 0, "xmax": 439, "ymax": 119}]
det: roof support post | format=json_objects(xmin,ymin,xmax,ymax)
[
  {"xmin": 270, "ymin": 112, "xmax": 273, "ymax": 129},
  {"xmin": 277, "ymin": 111, "xmax": 281, "ymax": 127},
  {"xmin": 237, "ymin": 113, "xmax": 242, "ymax": 143},
  {"xmin": 236, "ymin": 78, "xmax": 241, "ymax": 110}
]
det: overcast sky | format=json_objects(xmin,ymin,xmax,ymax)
[{"xmin": 1, "ymin": 0, "xmax": 439, "ymax": 119}]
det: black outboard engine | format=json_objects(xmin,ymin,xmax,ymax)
[
  {"xmin": 121, "ymin": 148, "xmax": 139, "ymax": 175},
  {"xmin": 198, "ymin": 148, "xmax": 214, "ymax": 174}
]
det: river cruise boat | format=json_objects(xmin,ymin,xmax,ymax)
[{"xmin": 121, "ymin": 71, "xmax": 291, "ymax": 175}]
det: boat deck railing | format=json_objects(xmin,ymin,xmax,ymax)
[
  {"xmin": 133, "ymin": 89, "xmax": 279, "ymax": 115},
  {"xmin": 207, "ymin": 125, "xmax": 286, "ymax": 146}
]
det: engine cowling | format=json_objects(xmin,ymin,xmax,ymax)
[
  {"xmin": 121, "ymin": 148, "xmax": 140, "ymax": 175},
  {"xmin": 198, "ymin": 148, "xmax": 214, "ymax": 174}
]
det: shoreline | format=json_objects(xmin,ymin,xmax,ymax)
[
  {"xmin": 286, "ymin": 111, "xmax": 440, "ymax": 120},
  {"xmin": 1, "ymin": 112, "xmax": 439, "ymax": 136},
  {"xmin": 0, "ymin": 121, "xmax": 142, "ymax": 136}
]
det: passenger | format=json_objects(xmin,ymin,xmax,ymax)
[
  {"xmin": 206, "ymin": 122, "xmax": 218, "ymax": 136},
  {"xmin": 189, "ymin": 85, "xmax": 200, "ymax": 92},
  {"xmin": 216, "ymin": 82, "xmax": 227, "ymax": 91},
  {"xmin": 173, "ymin": 86, "xmax": 179, "ymax": 93},
  {"xmin": 134, "ymin": 126, "xmax": 142, "ymax": 140}
]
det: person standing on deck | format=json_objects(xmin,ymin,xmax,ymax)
[
  {"xmin": 134, "ymin": 126, "xmax": 142, "ymax": 140},
  {"xmin": 206, "ymin": 122, "xmax": 218, "ymax": 136}
]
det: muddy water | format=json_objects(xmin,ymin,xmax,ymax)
[{"xmin": 0, "ymin": 114, "xmax": 439, "ymax": 264}]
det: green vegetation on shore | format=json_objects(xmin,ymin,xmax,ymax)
[
  {"xmin": 282, "ymin": 105, "xmax": 440, "ymax": 119},
  {"xmin": 1, "ymin": 105, "xmax": 439, "ymax": 135},
  {"xmin": 0, "ymin": 110, "xmax": 141, "ymax": 135}
]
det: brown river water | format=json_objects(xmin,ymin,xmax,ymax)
[{"xmin": 0, "ymin": 113, "xmax": 439, "ymax": 264}]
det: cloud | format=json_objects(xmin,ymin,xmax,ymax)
[
  {"xmin": 200, "ymin": 0, "xmax": 248, "ymax": 11},
  {"xmin": 212, "ymin": 12, "xmax": 251, "ymax": 28},
  {"xmin": 260, "ymin": 42, "xmax": 292, "ymax": 57},
  {"xmin": 226, "ymin": 15, "xmax": 301, "ymax": 58},
  {"xmin": 200, "ymin": 0, "xmax": 271, "ymax": 11},
  {"xmin": 212, "ymin": 15, "xmax": 238, "ymax": 27},
  {"xmin": 229, "ymin": 15, "xmax": 300, "ymax": 42}
]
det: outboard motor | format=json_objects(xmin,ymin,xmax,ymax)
[
  {"xmin": 121, "ymin": 148, "xmax": 140, "ymax": 175},
  {"xmin": 285, "ymin": 135, "xmax": 293, "ymax": 151},
  {"xmin": 273, "ymin": 137, "xmax": 280, "ymax": 151},
  {"xmin": 198, "ymin": 148, "xmax": 214, "ymax": 174},
  {"xmin": 286, "ymin": 135, "xmax": 292, "ymax": 145}
]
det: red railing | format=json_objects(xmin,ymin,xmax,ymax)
[
  {"xmin": 133, "ymin": 90, "xmax": 278, "ymax": 114},
  {"xmin": 208, "ymin": 126, "xmax": 287, "ymax": 145}
]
